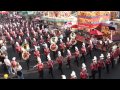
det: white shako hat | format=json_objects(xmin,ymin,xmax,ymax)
[
  {"xmin": 99, "ymin": 40, "xmax": 102, "ymax": 44},
  {"xmin": 92, "ymin": 56, "xmax": 97, "ymax": 63},
  {"xmin": 12, "ymin": 57, "xmax": 16, "ymax": 61},
  {"xmin": 100, "ymin": 54, "xmax": 104, "ymax": 59},
  {"xmin": 5, "ymin": 55, "xmax": 8, "ymax": 59},
  {"xmin": 16, "ymin": 42, "xmax": 19, "ymax": 46},
  {"xmin": 60, "ymin": 39, "xmax": 63, "ymax": 43},
  {"xmin": 71, "ymin": 71, "xmax": 76, "ymax": 78},
  {"xmin": 37, "ymin": 57, "xmax": 42, "ymax": 63},
  {"xmin": 75, "ymin": 46, "xmax": 78, "ymax": 51},
  {"xmin": 58, "ymin": 51, "xmax": 61, "ymax": 57},
  {"xmin": 44, "ymin": 43, "xmax": 48, "ymax": 48},
  {"xmin": 24, "ymin": 39, "xmax": 27, "ymax": 44},
  {"xmin": 82, "ymin": 63, "xmax": 86, "ymax": 69},
  {"xmin": 47, "ymin": 54, "xmax": 51, "ymax": 61},
  {"xmin": 34, "ymin": 46, "xmax": 38, "ymax": 51},
  {"xmin": 89, "ymin": 40, "xmax": 92, "ymax": 44},
  {"xmin": 107, "ymin": 53, "xmax": 110, "ymax": 58},
  {"xmin": 82, "ymin": 42, "xmax": 85, "ymax": 47},
  {"xmin": 33, "ymin": 38, "xmax": 36, "ymax": 41},
  {"xmin": 67, "ymin": 37, "xmax": 70, "ymax": 42},
  {"xmin": 67, "ymin": 49, "xmax": 71, "ymax": 56},
  {"xmin": 19, "ymin": 36, "xmax": 21, "ymax": 39},
  {"xmin": 40, "ymin": 35, "xmax": 43, "ymax": 39},
  {"xmin": 61, "ymin": 75, "xmax": 66, "ymax": 79}
]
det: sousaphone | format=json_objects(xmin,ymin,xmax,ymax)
[
  {"xmin": 50, "ymin": 37, "xmax": 58, "ymax": 44},
  {"xmin": 22, "ymin": 50, "xmax": 30, "ymax": 60}
]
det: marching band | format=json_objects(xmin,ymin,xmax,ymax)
[{"xmin": 0, "ymin": 14, "xmax": 120, "ymax": 79}]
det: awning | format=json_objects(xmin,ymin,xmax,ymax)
[
  {"xmin": 90, "ymin": 29, "xmax": 103, "ymax": 35},
  {"xmin": 75, "ymin": 34, "xmax": 85, "ymax": 42}
]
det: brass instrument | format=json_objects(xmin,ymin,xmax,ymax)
[
  {"xmin": 50, "ymin": 37, "xmax": 58, "ymax": 44},
  {"xmin": 70, "ymin": 32, "xmax": 77, "ymax": 45},
  {"xmin": 22, "ymin": 50, "xmax": 30, "ymax": 60},
  {"xmin": 50, "ymin": 43, "xmax": 58, "ymax": 51},
  {"xmin": 21, "ymin": 43, "xmax": 30, "ymax": 52}
]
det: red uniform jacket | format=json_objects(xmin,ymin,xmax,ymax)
[
  {"xmin": 10, "ymin": 40, "xmax": 15, "ymax": 45},
  {"xmin": 97, "ymin": 59, "xmax": 105, "ymax": 68},
  {"xmin": 37, "ymin": 63, "xmax": 44, "ymax": 71},
  {"xmin": 34, "ymin": 50, "xmax": 40, "ymax": 58},
  {"xmin": 15, "ymin": 46, "xmax": 21, "ymax": 53},
  {"xmin": 105, "ymin": 58, "xmax": 111, "ymax": 65},
  {"xmin": 81, "ymin": 47, "xmax": 86, "ymax": 54},
  {"xmin": 59, "ymin": 43, "xmax": 66, "ymax": 50},
  {"xmin": 90, "ymin": 63, "xmax": 98, "ymax": 71},
  {"xmin": 88, "ymin": 44, "xmax": 93, "ymax": 51},
  {"xmin": 80, "ymin": 69, "xmax": 88, "ymax": 79},
  {"xmin": 47, "ymin": 60, "xmax": 54, "ymax": 68},
  {"xmin": 67, "ymin": 55, "xmax": 71, "ymax": 62},
  {"xmin": 40, "ymin": 39, "xmax": 44, "ymax": 44},
  {"xmin": 11, "ymin": 61, "xmax": 17, "ymax": 68},
  {"xmin": 74, "ymin": 51, "xmax": 79, "ymax": 58},
  {"xmin": 32, "ymin": 41, "xmax": 37, "ymax": 46},
  {"xmin": 19, "ymin": 32, "xmax": 24, "ymax": 37},
  {"xmin": 66, "ymin": 42, "xmax": 71, "ymax": 48},
  {"xmin": 44, "ymin": 48, "xmax": 50, "ymax": 56},
  {"xmin": 56, "ymin": 56, "xmax": 63, "ymax": 64},
  {"xmin": 17, "ymin": 39, "xmax": 22, "ymax": 44},
  {"xmin": 46, "ymin": 38, "xmax": 50, "ymax": 43}
]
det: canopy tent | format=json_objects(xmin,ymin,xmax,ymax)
[
  {"xmin": 0, "ymin": 11, "xmax": 9, "ymax": 14},
  {"xmin": 90, "ymin": 30, "xmax": 103, "ymax": 35}
]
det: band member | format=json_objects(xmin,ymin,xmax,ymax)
[
  {"xmin": 66, "ymin": 37, "xmax": 71, "ymax": 49},
  {"xmin": 70, "ymin": 71, "xmax": 77, "ymax": 79},
  {"xmin": 18, "ymin": 36, "xmax": 22, "ymax": 45},
  {"xmin": 32, "ymin": 38, "xmax": 38, "ymax": 47},
  {"xmin": 105, "ymin": 53, "xmax": 111, "ymax": 73},
  {"xmin": 90, "ymin": 56, "xmax": 98, "ymax": 79},
  {"xmin": 47, "ymin": 54, "xmax": 54, "ymax": 78},
  {"xmin": 97, "ymin": 54, "xmax": 105, "ymax": 79},
  {"xmin": 44, "ymin": 43, "xmax": 50, "ymax": 60},
  {"xmin": 34, "ymin": 46, "xmax": 40, "ymax": 59},
  {"xmin": 66, "ymin": 49, "xmax": 72, "ymax": 69},
  {"xmin": 59, "ymin": 39, "xmax": 66, "ymax": 57},
  {"xmin": 81, "ymin": 43, "xmax": 86, "ymax": 63},
  {"xmin": 26, "ymin": 33, "xmax": 31, "ymax": 47},
  {"xmin": 87, "ymin": 40, "xmax": 93, "ymax": 58},
  {"xmin": 74, "ymin": 46, "xmax": 80, "ymax": 67},
  {"xmin": 61, "ymin": 75, "xmax": 66, "ymax": 79},
  {"xmin": 56, "ymin": 51, "xmax": 63, "ymax": 74},
  {"xmin": 11, "ymin": 57, "xmax": 17, "ymax": 69},
  {"xmin": 46, "ymin": 34, "xmax": 51, "ymax": 47},
  {"xmin": 19, "ymin": 29, "xmax": 24, "ymax": 37},
  {"xmin": 80, "ymin": 63, "xmax": 89, "ymax": 79},
  {"xmin": 10, "ymin": 37, "xmax": 15, "ymax": 52},
  {"xmin": 33, "ymin": 60, "xmax": 44, "ymax": 79},
  {"xmin": 15, "ymin": 42, "xmax": 22, "ymax": 60},
  {"xmin": 39, "ymin": 35, "xmax": 44, "ymax": 45},
  {"xmin": 12, "ymin": 31, "xmax": 17, "ymax": 40},
  {"xmin": 22, "ymin": 50, "xmax": 31, "ymax": 70}
]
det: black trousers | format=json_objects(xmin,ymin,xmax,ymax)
[
  {"xmin": 58, "ymin": 63, "xmax": 63, "ymax": 74},
  {"xmin": 88, "ymin": 50, "xmax": 92, "ymax": 59},
  {"xmin": 53, "ymin": 51, "xmax": 56, "ymax": 59},
  {"xmin": 18, "ymin": 52, "xmax": 22, "ymax": 60},
  {"xmin": 106, "ymin": 64, "xmax": 110, "ymax": 73},
  {"xmin": 38, "ymin": 70, "xmax": 44, "ymax": 79},
  {"xmin": 111, "ymin": 59, "xmax": 114, "ymax": 68},
  {"xmin": 60, "ymin": 50, "xmax": 64, "ymax": 57},
  {"xmin": 49, "ymin": 67, "xmax": 54, "ymax": 78},
  {"xmin": 75, "ymin": 57, "xmax": 79, "ymax": 67},
  {"xmin": 66, "ymin": 60, "xmax": 71, "ymax": 69},
  {"xmin": 98, "ymin": 67, "xmax": 101, "ymax": 79},
  {"xmin": 12, "ymin": 44, "xmax": 15, "ymax": 52},
  {"xmin": 26, "ymin": 59, "xmax": 30, "ymax": 70},
  {"xmin": 81, "ymin": 53, "xmax": 86, "ymax": 63},
  {"xmin": 91, "ymin": 70, "xmax": 96, "ymax": 79}
]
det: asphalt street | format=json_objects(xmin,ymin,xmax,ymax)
[{"xmin": 0, "ymin": 42, "xmax": 120, "ymax": 79}]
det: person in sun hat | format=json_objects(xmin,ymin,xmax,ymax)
[
  {"xmin": 74, "ymin": 46, "xmax": 80, "ymax": 67},
  {"xmin": 105, "ymin": 53, "xmax": 111, "ymax": 73},
  {"xmin": 15, "ymin": 42, "xmax": 22, "ymax": 60},
  {"xmin": 90, "ymin": 56, "xmax": 98, "ymax": 79},
  {"xmin": 80, "ymin": 63, "xmax": 89, "ymax": 79},
  {"xmin": 70, "ymin": 71, "xmax": 77, "ymax": 79},
  {"xmin": 97, "ymin": 54, "xmax": 105, "ymax": 79},
  {"xmin": 56, "ymin": 51, "xmax": 64, "ymax": 74},
  {"xmin": 46, "ymin": 54, "xmax": 54, "ymax": 78}
]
